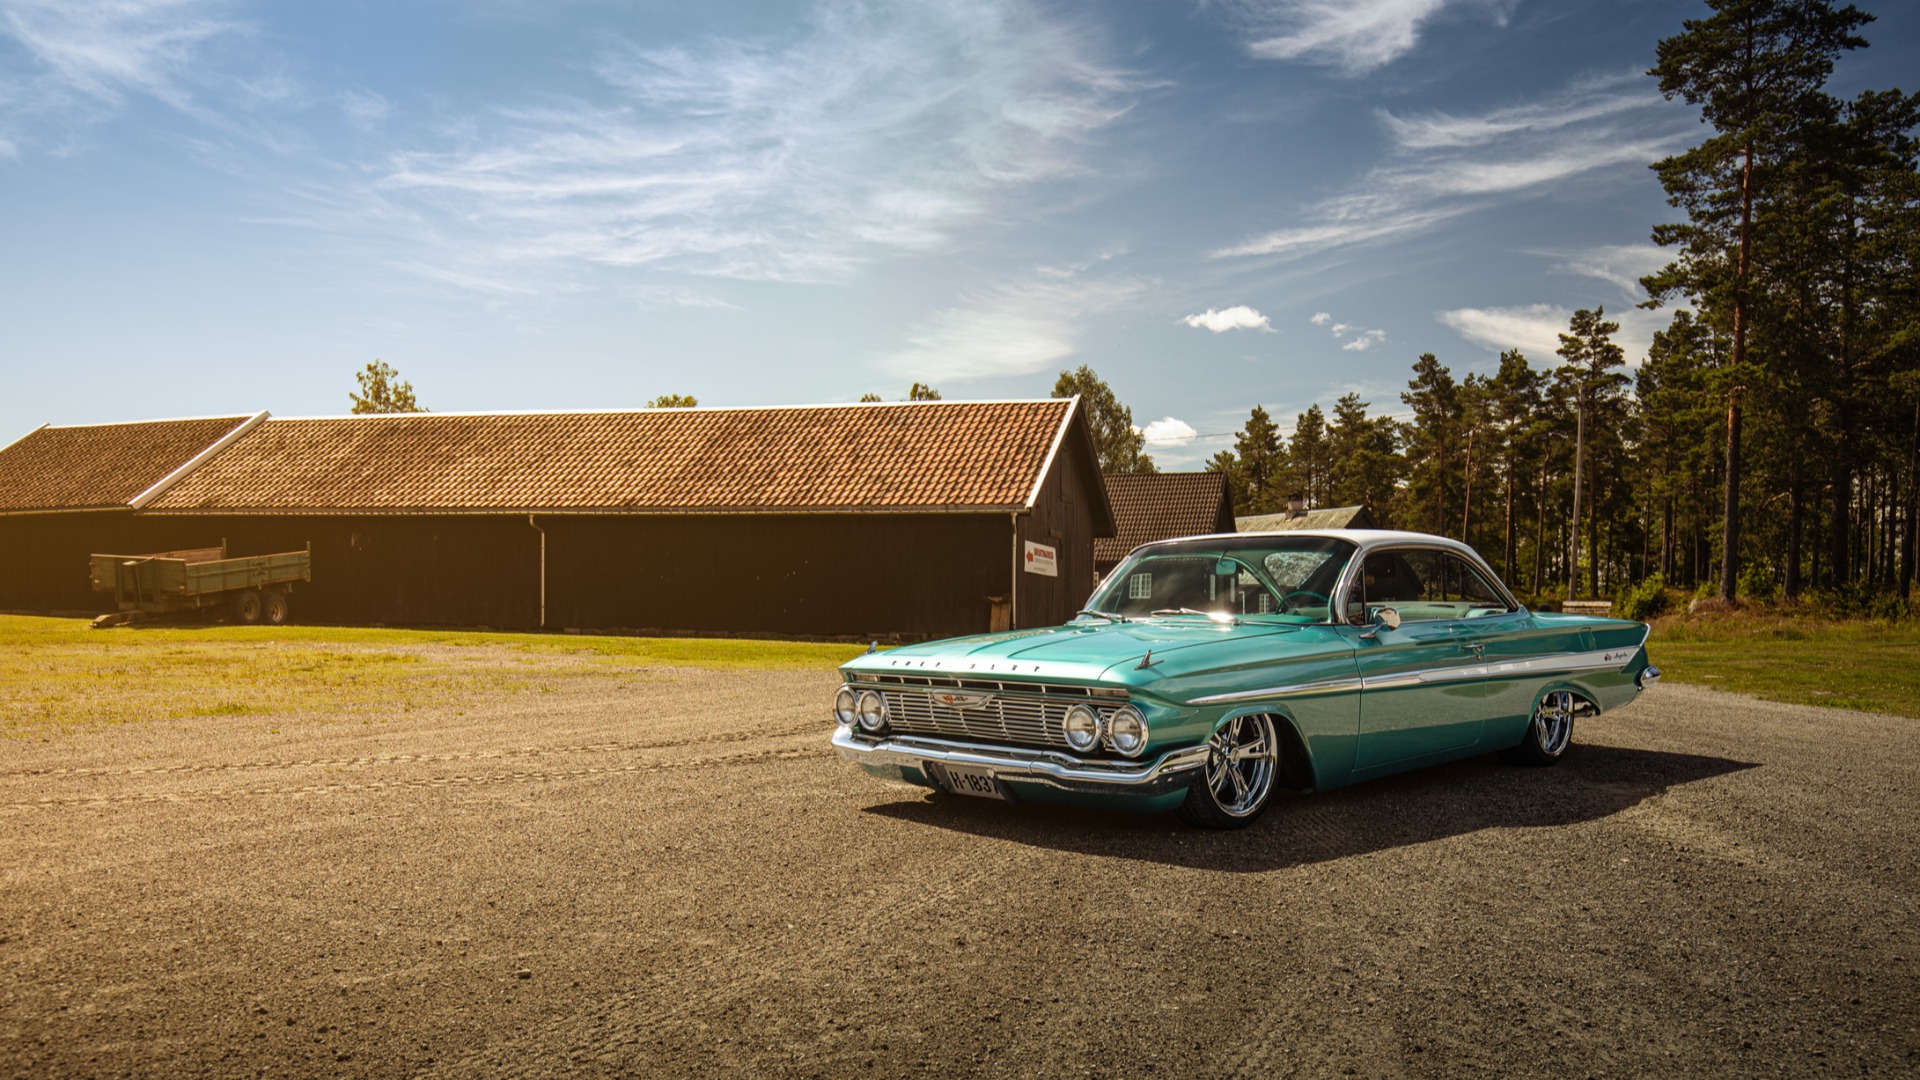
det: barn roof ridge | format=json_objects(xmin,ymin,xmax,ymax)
[
  {"xmin": 36, "ymin": 412, "xmax": 259, "ymax": 430},
  {"xmin": 265, "ymin": 397, "xmax": 1072, "ymax": 422}
]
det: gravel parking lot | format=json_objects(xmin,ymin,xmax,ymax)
[{"xmin": 2, "ymin": 661, "xmax": 1916, "ymax": 1078}]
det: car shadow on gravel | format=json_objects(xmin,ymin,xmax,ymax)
[{"xmin": 860, "ymin": 743, "xmax": 1758, "ymax": 872}]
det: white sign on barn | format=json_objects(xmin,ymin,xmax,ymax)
[{"xmin": 1023, "ymin": 540, "xmax": 1057, "ymax": 577}]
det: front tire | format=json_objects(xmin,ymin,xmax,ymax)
[
  {"xmin": 1177, "ymin": 713, "xmax": 1280, "ymax": 829},
  {"xmin": 1504, "ymin": 689, "xmax": 1579, "ymax": 766}
]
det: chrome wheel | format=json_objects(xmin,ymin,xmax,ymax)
[
  {"xmin": 1532, "ymin": 690, "xmax": 1576, "ymax": 757},
  {"xmin": 1504, "ymin": 689, "xmax": 1581, "ymax": 766},
  {"xmin": 1178, "ymin": 713, "xmax": 1280, "ymax": 827}
]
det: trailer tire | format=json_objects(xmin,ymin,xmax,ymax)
[
  {"xmin": 262, "ymin": 591, "xmax": 290, "ymax": 627},
  {"xmin": 231, "ymin": 589, "xmax": 263, "ymax": 625}
]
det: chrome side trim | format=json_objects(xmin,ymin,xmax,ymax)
[
  {"xmin": 1361, "ymin": 646, "xmax": 1643, "ymax": 691},
  {"xmin": 832, "ymin": 727, "xmax": 1209, "ymax": 797},
  {"xmin": 1189, "ymin": 676, "xmax": 1365, "ymax": 705},
  {"xmin": 1188, "ymin": 647, "xmax": 1643, "ymax": 707}
]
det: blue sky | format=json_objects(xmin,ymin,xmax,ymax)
[{"xmin": 3, "ymin": 1, "xmax": 1915, "ymax": 468}]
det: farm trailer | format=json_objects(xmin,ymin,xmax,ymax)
[{"xmin": 89, "ymin": 544, "xmax": 311, "ymax": 628}]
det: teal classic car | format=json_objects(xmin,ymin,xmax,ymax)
[{"xmin": 831, "ymin": 529, "xmax": 1660, "ymax": 829}]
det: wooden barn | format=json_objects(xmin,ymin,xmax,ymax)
[
  {"xmin": 0, "ymin": 401, "xmax": 1113, "ymax": 639},
  {"xmin": 1093, "ymin": 472, "xmax": 1236, "ymax": 575}
]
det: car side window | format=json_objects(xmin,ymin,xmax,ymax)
[{"xmin": 1349, "ymin": 548, "xmax": 1511, "ymax": 623}]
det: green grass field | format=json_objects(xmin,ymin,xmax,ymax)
[
  {"xmin": 5, "ymin": 611, "xmax": 1914, "ymax": 738},
  {"xmin": 1647, "ymin": 613, "xmax": 1920, "ymax": 718},
  {"xmin": 0, "ymin": 616, "xmax": 865, "ymax": 738}
]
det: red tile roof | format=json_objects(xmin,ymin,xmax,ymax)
[
  {"xmin": 0, "ymin": 416, "xmax": 259, "ymax": 513},
  {"xmin": 1095, "ymin": 472, "xmax": 1234, "ymax": 566},
  {"xmin": 145, "ymin": 401, "xmax": 1081, "ymax": 514}
]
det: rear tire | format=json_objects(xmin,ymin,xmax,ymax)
[
  {"xmin": 1503, "ymin": 689, "xmax": 1580, "ymax": 766},
  {"xmin": 1176, "ymin": 713, "xmax": 1280, "ymax": 829},
  {"xmin": 262, "ymin": 591, "xmax": 290, "ymax": 626},
  {"xmin": 230, "ymin": 589, "xmax": 263, "ymax": 625}
]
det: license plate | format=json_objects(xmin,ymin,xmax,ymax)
[{"xmin": 933, "ymin": 763, "xmax": 1008, "ymax": 800}]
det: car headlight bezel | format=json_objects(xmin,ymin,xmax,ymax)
[
  {"xmin": 1107, "ymin": 705, "xmax": 1149, "ymax": 758},
  {"xmin": 1062, "ymin": 703, "xmax": 1102, "ymax": 753},
  {"xmin": 834, "ymin": 685, "xmax": 859, "ymax": 727},
  {"xmin": 854, "ymin": 689, "xmax": 889, "ymax": 733}
]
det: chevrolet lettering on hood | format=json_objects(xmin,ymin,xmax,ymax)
[{"xmin": 831, "ymin": 529, "xmax": 1660, "ymax": 830}]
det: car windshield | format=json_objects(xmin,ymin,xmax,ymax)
[{"xmin": 1085, "ymin": 536, "xmax": 1357, "ymax": 623}]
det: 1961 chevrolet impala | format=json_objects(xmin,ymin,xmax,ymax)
[{"xmin": 832, "ymin": 529, "xmax": 1659, "ymax": 829}]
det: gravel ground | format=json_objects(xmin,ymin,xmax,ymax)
[{"xmin": 1, "ymin": 664, "xmax": 1915, "ymax": 1078}]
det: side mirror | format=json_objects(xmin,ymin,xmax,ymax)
[{"xmin": 1359, "ymin": 606, "xmax": 1401, "ymax": 639}]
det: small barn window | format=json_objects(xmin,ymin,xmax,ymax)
[{"xmin": 1128, "ymin": 573, "xmax": 1151, "ymax": 599}]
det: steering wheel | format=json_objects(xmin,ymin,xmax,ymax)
[{"xmin": 1278, "ymin": 590, "xmax": 1328, "ymax": 612}]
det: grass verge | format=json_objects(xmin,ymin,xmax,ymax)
[
  {"xmin": 1647, "ymin": 613, "xmax": 1920, "ymax": 718},
  {"xmin": 0, "ymin": 616, "xmax": 865, "ymax": 737}
]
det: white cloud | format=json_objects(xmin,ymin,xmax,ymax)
[
  {"xmin": 1377, "ymin": 74, "xmax": 1648, "ymax": 149},
  {"xmin": 1342, "ymin": 329, "xmax": 1386, "ymax": 351},
  {"xmin": 0, "ymin": 0, "xmax": 241, "ymax": 106},
  {"xmin": 1438, "ymin": 303, "xmax": 1569, "ymax": 359},
  {"xmin": 367, "ymin": 1, "xmax": 1139, "ymax": 289},
  {"xmin": 1141, "ymin": 417, "xmax": 1198, "ymax": 445},
  {"xmin": 1552, "ymin": 243, "xmax": 1670, "ymax": 299},
  {"xmin": 630, "ymin": 284, "xmax": 739, "ymax": 310},
  {"xmin": 1213, "ymin": 71, "xmax": 1689, "ymax": 261},
  {"xmin": 1219, "ymin": 0, "xmax": 1514, "ymax": 76},
  {"xmin": 1437, "ymin": 302, "xmax": 1667, "ymax": 366},
  {"xmin": 878, "ymin": 273, "xmax": 1146, "ymax": 381},
  {"xmin": 1307, "ymin": 309, "xmax": 1384, "ymax": 351},
  {"xmin": 336, "ymin": 88, "xmax": 390, "ymax": 130},
  {"xmin": 1182, "ymin": 305, "xmax": 1273, "ymax": 333}
]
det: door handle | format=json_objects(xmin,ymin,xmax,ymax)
[{"xmin": 1459, "ymin": 642, "xmax": 1485, "ymax": 659}]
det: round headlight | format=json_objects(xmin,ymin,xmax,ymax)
[
  {"xmin": 834, "ymin": 685, "xmax": 858, "ymax": 726},
  {"xmin": 1107, "ymin": 706, "xmax": 1148, "ymax": 758},
  {"xmin": 855, "ymin": 690, "xmax": 888, "ymax": 733},
  {"xmin": 1062, "ymin": 704, "xmax": 1101, "ymax": 752}
]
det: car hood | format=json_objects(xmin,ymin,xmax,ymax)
[{"xmin": 841, "ymin": 618, "xmax": 1316, "ymax": 687}]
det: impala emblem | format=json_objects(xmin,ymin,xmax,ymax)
[{"xmin": 934, "ymin": 692, "xmax": 994, "ymax": 709}]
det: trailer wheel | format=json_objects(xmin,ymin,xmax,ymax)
[
  {"xmin": 262, "ymin": 591, "xmax": 290, "ymax": 627},
  {"xmin": 231, "ymin": 589, "xmax": 263, "ymax": 625}
]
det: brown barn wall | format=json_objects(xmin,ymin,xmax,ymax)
[
  {"xmin": 1013, "ymin": 456, "xmax": 1100, "ymax": 627},
  {"xmin": 0, "ymin": 511, "xmax": 1030, "ymax": 638},
  {"xmin": 0, "ymin": 512, "xmax": 540, "ymax": 627},
  {"xmin": 0, "ymin": 511, "xmax": 141, "ymax": 612},
  {"xmin": 541, "ymin": 514, "xmax": 1012, "ymax": 639}
]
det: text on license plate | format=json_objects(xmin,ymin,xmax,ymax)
[{"xmin": 937, "ymin": 763, "xmax": 1007, "ymax": 800}]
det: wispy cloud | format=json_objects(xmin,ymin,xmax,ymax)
[
  {"xmin": 878, "ymin": 272, "xmax": 1146, "ymax": 382},
  {"xmin": 1214, "ymin": 71, "xmax": 1688, "ymax": 260},
  {"xmin": 0, "ymin": 0, "xmax": 276, "ymax": 150},
  {"xmin": 1438, "ymin": 304, "xmax": 1568, "ymax": 359},
  {"xmin": 367, "ymin": 0, "xmax": 1138, "ymax": 289},
  {"xmin": 1551, "ymin": 242, "xmax": 1669, "ymax": 299},
  {"xmin": 1438, "ymin": 301, "xmax": 1667, "ymax": 365},
  {"xmin": 1182, "ymin": 305, "xmax": 1273, "ymax": 333},
  {"xmin": 1214, "ymin": 0, "xmax": 1514, "ymax": 75}
]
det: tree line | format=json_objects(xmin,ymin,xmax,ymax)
[{"xmin": 1198, "ymin": 0, "xmax": 1915, "ymax": 607}]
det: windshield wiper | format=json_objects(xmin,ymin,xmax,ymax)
[{"xmin": 1075, "ymin": 609, "xmax": 1128, "ymax": 623}]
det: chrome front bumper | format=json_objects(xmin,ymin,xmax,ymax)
[{"xmin": 831, "ymin": 726, "xmax": 1210, "ymax": 797}]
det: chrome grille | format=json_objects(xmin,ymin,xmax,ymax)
[{"xmin": 859, "ymin": 675, "xmax": 1127, "ymax": 750}]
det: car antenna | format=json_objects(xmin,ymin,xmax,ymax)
[{"xmin": 1136, "ymin": 649, "xmax": 1161, "ymax": 670}]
